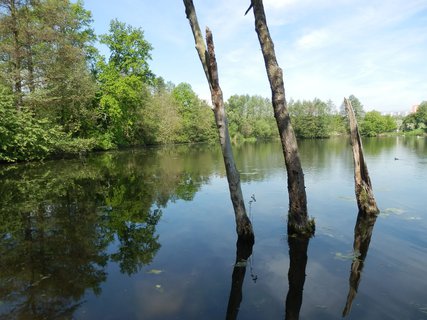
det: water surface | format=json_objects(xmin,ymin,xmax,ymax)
[{"xmin": 1, "ymin": 137, "xmax": 426, "ymax": 319}]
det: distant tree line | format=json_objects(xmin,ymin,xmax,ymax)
[{"xmin": 0, "ymin": 1, "xmax": 424, "ymax": 162}]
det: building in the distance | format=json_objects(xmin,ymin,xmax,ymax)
[{"xmin": 411, "ymin": 104, "xmax": 419, "ymax": 113}]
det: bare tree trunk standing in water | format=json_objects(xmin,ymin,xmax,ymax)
[
  {"xmin": 183, "ymin": 0, "xmax": 254, "ymax": 242},
  {"xmin": 344, "ymin": 98, "xmax": 379, "ymax": 216},
  {"xmin": 342, "ymin": 97, "xmax": 379, "ymax": 316},
  {"xmin": 248, "ymin": 0, "xmax": 314, "ymax": 236}
]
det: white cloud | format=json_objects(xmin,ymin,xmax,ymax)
[
  {"xmin": 87, "ymin": 0, "xmax": 427, "ymax": 112},
  {"xmin": 296, "ymin": 29, "xmax": 330, "ymax": 49}
]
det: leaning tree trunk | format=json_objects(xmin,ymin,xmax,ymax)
[
  {"xmin": 250, "ymin": 0, "xmax": 314, "ymax": 236},
  {"xmin": 344, "ymin": 98, "xmax": 379, "ymax": 216},
  {"xmin": 183, "ymin": 0, "xmax": 254, "ymax": 241}
]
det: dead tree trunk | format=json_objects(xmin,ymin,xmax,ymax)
[
  {"xmin": 249, "ymin": 0, "xmax": 314, "ymax": 236},
  {"xmin": 183, "ymin": 0, "xmax": 254, "ymax": 241},
  {"xmin": 344, "ymin": 98, "xmax": 379, "ymax": 215}
]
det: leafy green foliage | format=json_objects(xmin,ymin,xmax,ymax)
[
  {"xmin": 226, "ymin": 94, "xmax": 276, "ymax": 140},
  {"xmin": 171, "ymin": 83, "xmax": 216, "ymax": 143},
  {"xmin": 96, "ymin": 19, "xmax": 153, "ymax": 146},
  {"xmin": 0, "ymin": 2, "xmax": 412, "ymax": 163},
  {"xmin": 360, "ymin": 111, "xmax": 397, "ymax": 137},
  {"xmin": 100, "ymin": 19, "xmax": 153, "ymax": 79},
  {"xmin": 0, "ymin": 86, "xmax": 61, "ymax": 161},
  {"xmin": 341, "ymin": 94, "xmax": 365, "ymax": 122},
  {"xmin": 288, "ymin": 98, "xmax": 334, "ymax": 139},
  {"xmin": 402, "ymin": 102, "xmax": 427, "ymax": 133}
]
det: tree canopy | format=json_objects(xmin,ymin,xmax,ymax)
[
  {"xmin": 0, "ymin": 1, "xmax": 415, "ymax": 163},
  {"xmin": 402, "ymin": 102, "xmax": 427, "ymax": 133}
]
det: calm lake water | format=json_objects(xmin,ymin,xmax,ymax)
[{"xmin": 0, "ymin": 137, "xmax": 426, "ymax": 319}]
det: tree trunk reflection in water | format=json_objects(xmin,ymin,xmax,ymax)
[
  {"xmin": 342, "ymin": 212, "xmax": 378, "ymax": 317},
  {"xmin": 285, "ymin": 235, "xmax": 309, "ymax": 320},
  {"xmin": 226, "ymin": 237, "xmax": 254, "ymax": 320}
]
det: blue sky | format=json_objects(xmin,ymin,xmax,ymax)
[{"xmin": 85, "ymin": 0, "xmax": 427, "ymax": 112}]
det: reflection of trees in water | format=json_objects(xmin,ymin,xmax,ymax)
[
  {"xmin": 298, "ymin": 138, "xmax": 350, "ymax": 177},
  {"xmin": 285, "ymin": 235, "xmax": 310, "ymax": 320},
  {"xmin": 361, "ymin": 136, "xmax": 399, "ymax": 156},
  {"xmin": 224, "ymin": 230, "xmax": 311, "ymax": 320},
  {"xmin": 401, "ymin": 136, "xmax": 427, "ymax": 158},
  {"xmin": 0, "ymin": 147, "xmax": 213, "ymax": 319},
  {"xmin": 232, "ymin": 140, "xmax": 348, "ymax": 182},
  {"xmin": 342, "ymin": 212, "xmax": 378, "ymax": 317},
  {"xmin": 0, "ymin": 185, "xmax": 110, "ymax": 319},
  {"xmin": 226, "ymin": 237, "xmax": 254, "ymax": 320}
]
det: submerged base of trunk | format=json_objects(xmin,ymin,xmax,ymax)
[
  {"xmin": 287, "ymin": 212, "xmax": 315, "ymax": 238},
  {"xmin": 236, "ymin": 215, "xmax": 255, "ymax": 245}
]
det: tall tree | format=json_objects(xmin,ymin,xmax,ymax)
[
  {"xmin": 360, "ymin": 111, "xmax": 397, "ymax": 137},
  {"xmin": 402, "ymin": 101, "xmax": 427, "ymax": 132},
  {"xmin": 97, "ymin": 19, "xmax": 153, "ymax": 146},
  {"xmin": 0, "ymin": 0, "xmax": 97, "ymax": 133},
  {"xmin": 249, "ymin": 0, "xmax": 314, "ymax": 236},
  {"xmin": 226, "ymin": 94, "xmax": 275, "ymax": 140},
  {"xmin": 172, "ymin": 82, "xmax": 215, "ymax": 143},
  {"xmin": 36, "ymin": 0, "xmax": 97, "ymax": 133},
  {"xmin": 288, "ymin": 98, "xmax": 333, "ymax": 139},
  {"xmin": 0, "ymin": 0, "xmax": 26, "ymax": 108}
]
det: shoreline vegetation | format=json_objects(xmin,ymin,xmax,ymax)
[{"xmin": 0, "ymin": 1, "xmax": 426, "ymax": 164}]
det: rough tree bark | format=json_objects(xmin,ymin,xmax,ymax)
[
  {"xmin": 183, "ymin": 0, "xmax": 254, "ymax": 241},
  {"xmin": 344, "ymin": 98, "xmax": 379, "ymax": 215},
  {"xmin": 250, "ymin": 0, "xmax": 314, "ymax": 236}
]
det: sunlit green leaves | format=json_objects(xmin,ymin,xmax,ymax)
[{"xmin": 360, "ymin": 111, "xmax": 397, "ymax": 137}]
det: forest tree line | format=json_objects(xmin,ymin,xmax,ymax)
[{"xmin": 0, "ymin": 0, "xmax": 425, "ymax": 162}]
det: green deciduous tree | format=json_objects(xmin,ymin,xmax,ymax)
[
  {"xmin": 345, "ymin": 94, "xmax": 365, "ymax": 121},
  {"xmin": 288, "ymin": 98, "xmax": 333, "ymax": 139},
  {"xmin": 96, "ymin": 19, "xmax": 153, "ymax": 146},
  {"xmin": 402, "ymin": 102, "xmax": 427, "ymax": 133},
  {"xmin": 226, "ymin": 94, "xmax": 275, "ymax": 140},
  {"xmin": 171, "ymin": 82, "xmax": 215, "ymax": 143},
  {"xmin": 141, "ymin": 79, "xmax": 182, "ymax": 144},
  {"xmin": 360, "ymin": 111, "xmax": 397, "ymax": 137},
  {"xmin": 0, "ymin": 0, "xmax": 97, "ymax": 131},
  {"xmin": 0, "ymin": 84, "xmax": 63, "ymax": 161}
]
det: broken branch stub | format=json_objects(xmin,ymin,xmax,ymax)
[
  {"xmin": 183, "ymin": 0, "xmax": 254, "ymax": 241},
  {"xmin": 344, "ymin": 97, "xmax": 379, "ymax": 216}
]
